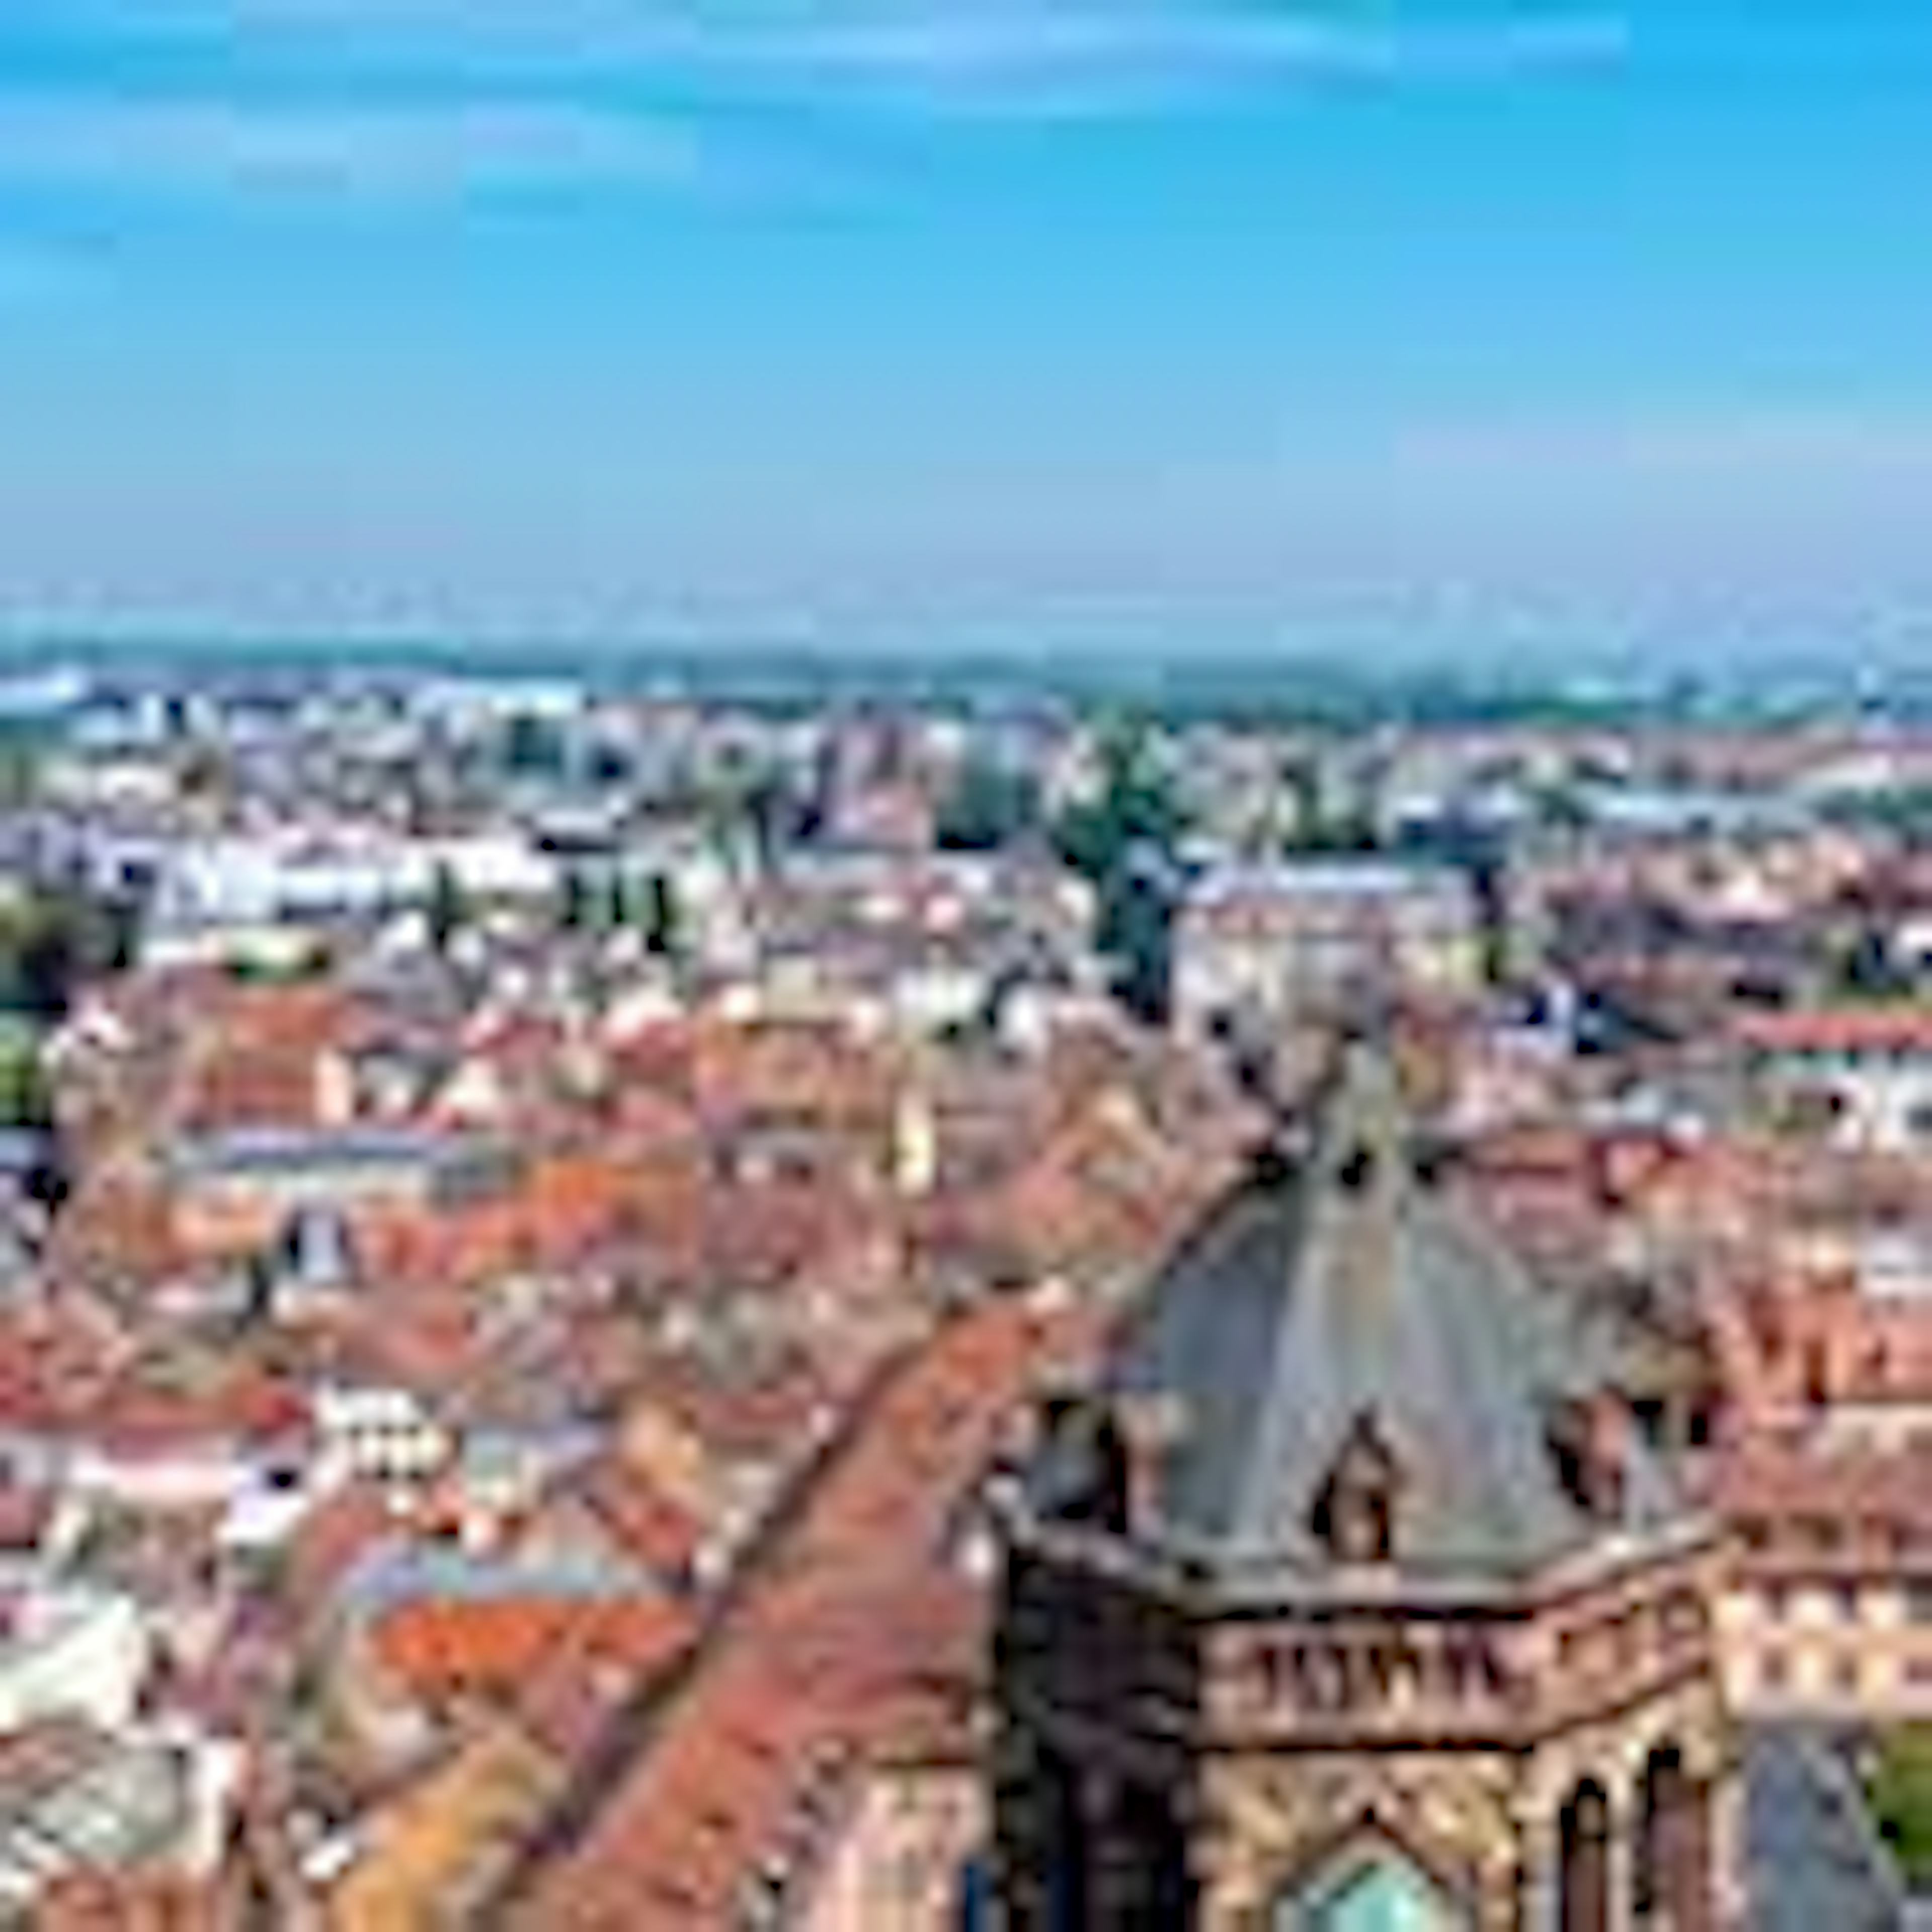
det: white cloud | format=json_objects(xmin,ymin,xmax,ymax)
[
  {"xmin": 746, "ymin": 7, "xmax": 1628, "ymax": 89},
  {"xmin": 0, "ymin": 6, "xmax": 1629, "ymax": 205},
  {"xmin": 35, "ymin": 3, "xmax": 1633, "ymax": 110},
  {"xmin": 0, "ymin": 95, "xmax": 701, "ymax": 200}
]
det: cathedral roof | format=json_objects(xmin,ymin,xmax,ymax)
[{"xmin": 1106, "ymin": 1041, "xmax": 1682, "ymax": 1584}]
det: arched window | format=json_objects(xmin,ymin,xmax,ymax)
[
  {"xmin": 1548, "ymin": 1399, "xmax": 1598, "ymax": 1515},
  {"xmin": 1636, "ymin": 1744, "xmax": 1710, "ymax": 1929},
  {"xmin": 1312, "ymin": 1413, "xmax": 1401, "ymax": 1565},
  {"xmin": 1087, "ymin": 1416, "xmax": 1133, "ymax": 1537},
  {"xmin": 1560, "ymin": 1782, "xmax": 1611, "ymax": 1932},
  {"xmin": 1287, "ymin": 1849, "xmax": 1457, "ymax": 1930},
  {"xmin": 1046, "ymin": 1403, "xmax": 1133, "ymax": 1535}
]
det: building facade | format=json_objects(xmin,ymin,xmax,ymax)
[
  {"xmin": 1173, "ymin": 864, "xmax": 1480, "ymax": 1040},
  {"xmin": 991, "ymin": 1043, "xmax": 1738, "ymax": 1930}
]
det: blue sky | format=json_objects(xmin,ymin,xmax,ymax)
[{"xmin": 1, "ymin": 3, "xmax": 1929, "ymax": 654}]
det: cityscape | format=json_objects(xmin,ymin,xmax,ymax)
[
  {"xmin": 0, "ymin": 652, "xmax": 1929, "ymax": 1926},
  {"xmin": 7, "ymin": 3, "xmax": 1932, "ymax": 1928}
]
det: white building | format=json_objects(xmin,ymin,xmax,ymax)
[
  {"xmin": 0, "ymin": 1589, "xmax": 150, "ymax": 1735},
  {"xmin": 142, "ymin": 830, "xmax": 559, "ymax": 967},
  {"xmin": 1174, "ymin": 859, "xmax": 1479, "ymax": 1036},
  {"xmin": 1738, "ymin": 1009, "xmax": 1932, "ymax": 1153}
]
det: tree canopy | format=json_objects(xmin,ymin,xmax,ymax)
[
  {"xmin": 0, "ymin": 1023, "xmax": 50, "ymax": 1131},
  {"xmin": 935, "ymin": 758, "xmax": 1040, "ymax": 853},
  {"xmin": 1052, "ymin": 722, "xmax": 1186, "ymax": 1026},
  {"xmin": 1870, "ymin": 1727, "xmax": 1932, "ymax": 1889},
  {"xmin": 0, "ymin": 888, "xmax": 138, "ymax": 1023}
]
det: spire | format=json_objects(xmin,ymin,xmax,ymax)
[
  {"xmin": 1107, "ymin": 1031, "xmax": 1677, "ymax": 1581},
  {"xmin": 1312, "ymin": 1039, "xmax": 1414, "ymax": 1337}
]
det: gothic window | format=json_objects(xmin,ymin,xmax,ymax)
[
  {"xmin": 1636, "ymin": 1744, "xmax": 1711, "ymax": 1930},
  {"xmin": 1080, "ymin": 1413, "xmax": 1133, "ymax": 1536},
  {"xmin": 1312, "ymin": 1414, "xmax": 1401, "ymax": 1564},
  {"xmin": 1547, "ymin": 1399, "xmax": 1598, "ymax": 1515},
  {"xmin": 1284, "ymin": 1848, "xmax": 1461, "ymax": 1930},
  {"xmin": 1046, "ymin": 1403, "xmax": 1132, "ymax": 1535},
  {"xmin": 1559, "ymin": 1782, "xmax": 1611, "ymax": 1932}
]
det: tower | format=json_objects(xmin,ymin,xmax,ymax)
[{"xmin": 991, "ymin": 1043, "xmax": 1736, "ymax": 1929}]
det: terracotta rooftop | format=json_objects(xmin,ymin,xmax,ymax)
[
  {"xmin": 1713, "ymin": 1442, "xmax": 1932, "ymax": 1548},
  {"xmin": 505, "ymin": 1296, "xmax": 1103, "ymax": 1930},
  {"xmin": 372, "ymin": 1594, "xmax": 693, "ymax": 1710},
  {"xmin": 327, "ymin": 1723, "xmax": 558, "ymax": 1932},
  {"xmin": 1736, "ymin": 1006, "xmax": 1932, "ymax": 1056}
]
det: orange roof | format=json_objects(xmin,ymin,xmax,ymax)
[
  {"xmin": 687, "ymin": 1018, "xmax": 897, "ymax": 1128},
  {"xmin": 327, "ymin": 1723, "xmax": 558, "ymax": 1932},
  {"xmin": 373, "ymin": 1594, "xmax": 692, "ymax": 1705},
  {"xmin": 576, "ymin": 1463, "xmax": 705, "ymax": 1581},
  {"xmin": 32, "ymin": 1870, "xmax": 225, "ymax": 1931},
  {"xmin": 173, "ymin": 981, "xmax": 359, "ymax": 1132},
  {"xmin": 278, "ymin": 1484, "xmax": 397, "ymax": 1622},
  {"xmin": 1736, "ymin": 1006, "xmax": 1932, "ymax": 1055},
  {"xmin": 507, "ymin": 1297, "xmax": 1105, "ymax": 1929},
  {"xmin": 45, "ymin": 1171, "xmax": 183, "ymax": 1283},
  {"xmin": 1715, "ymin": 1442, "xmax": 1932, "ymax": 1530}
]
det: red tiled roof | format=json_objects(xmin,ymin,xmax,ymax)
[
  {"xmin": 31, "ymin": 1869, "xmax": 225, "ymax": 1931},
  {"xmin": 276, "ymin": 1483, "xmax": 394, "ymax": 1626},
  {"xmin": 89, "ymin": 1365, "xmax": 309, "ymax": 1457},
  {"xmin": 508, "ymin": 1296, "xmax": 1104, "ymax": 1930},
  {"xmin": 44, "ymin": 1173, "xmax": 183, "ymax": 1283},
  {"xmin": 373, "ymin": 1594, "xmax": 692, "ymax": 1707},
  {"xmin": 1713, "ymin": 1442, "xmax": 1932, "ymax": 1532},
  {"xmin": 575, "ymin": 1462, "xmax": 705, "ymax": 1583},
  {"xmin": 173, "ymin": 981, "xmax": 358, "ymax": 1132},
  {"xmin": 1736, "ymin": 1006, "xmax": 1932, "ymax": 1055}
]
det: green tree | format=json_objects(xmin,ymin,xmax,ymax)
[
  {"xmin": 0, "ymin": 738, "xmax": 39, "ymax": 813},
  {"xmin": 1277, "ymin": 752, "xmax": 1324, "ymax": 852},
  {"xmin": 425, "ymin": 862, "xmax": 467, "ymax": 955},
  {"xmin": 0, "ymin": 905, "xmax": 73, "ymax": 1022},
  {"xmin": 0, "ymin": 890, "xmax": 128, "ymax": 1023},
  {"xmin": 1053, "ymin": 721, "xmax": 1184, "ymax": 887},
  {"xmin": 0, "ymin": 1024, "xmax": 50, "ymax": 1130},
  {"xmin": 1279, "ymin": 756, "xmax": 1382, "ymax": 856},
  {"xmin": 503, "ymin": 713, "xmax": 566, "ymax": 777},
  {"xmin": 639, "ymin": 873, "xmax": 682, "ymax": 959},
  {"xmin": 88, "ymin": 891, "xmax": 142, "ymax": 976},
  {"xmin": 1870, "ymin": 1728, "xmax": 1932, "ymax": 1888},
  {"xmin": 936, "ymin": 759, "xmax": 1039, "ymax": 853},
  {"xmin": 1835, "ymin": 927, "xmax": 1908, "ymax": 1003},
  {"xmin": 1053, "ymin": 722, "xmax": 1185, "ymax": 1027},
  {"xmin": 1474, "ymin": 858, "xmax": 1512, "ymax": 990},
  {"xmin": 1535, "ymin": 778, "xmax": 1594, "ymax": 837},
  {"xmin": 1102, "ymin": 860, "xmax": 1177, "ymax": 1026}
]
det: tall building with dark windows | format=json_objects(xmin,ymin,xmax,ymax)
[{"xmin": 990, "ymin": 1040, "xmax": 1739, "ymax": 1930}]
